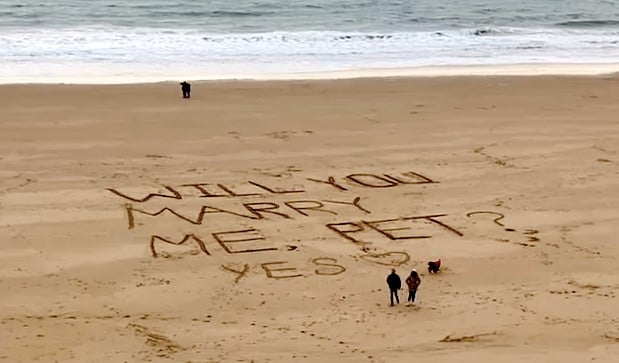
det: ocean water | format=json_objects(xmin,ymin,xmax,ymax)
[{"xmin": 1, "ymin": 0, "xmax": 619, "ymax": 82}]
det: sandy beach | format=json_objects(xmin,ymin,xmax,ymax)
[{"xmin": 1, "ymin": 75, "xmax": 618, "ymax": 362}]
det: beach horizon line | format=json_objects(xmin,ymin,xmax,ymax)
[{"xmin": 3, "ymin": 62, "xmax": 619, "ymax": 85}]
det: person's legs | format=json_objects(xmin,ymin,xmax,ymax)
[
  {"xmin": 410, "ymin": 289, "xmax": 417, "ymax": 303},
  {"xmin": 390, "ymin": 289, "xmax": 400, "ymax": 305}
]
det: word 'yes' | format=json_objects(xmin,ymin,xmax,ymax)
[{"xmin": 221, "ymin": 258, "xmax": 347, "ymax": 283}]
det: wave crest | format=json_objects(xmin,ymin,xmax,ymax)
[{"xmin": 555, "ymin": 20, "xmax": 619, "ymax": 27}]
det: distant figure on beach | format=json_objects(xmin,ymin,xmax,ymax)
[
  {"xmin": 428, "ymin": 259, "xmax": 441, "ymax": 274},
  {"xmin": 405, "ymin": 269, "xmax": 421, "ymax": 305},
  {"xmin": 386, "ymin": 269, "xmax": 401, "ymax": 306},
  {"xmin": 180, "ymin": 81, "xmax": 191, "ymax": 99}
]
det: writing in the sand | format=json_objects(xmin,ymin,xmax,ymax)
[
  {"xmin": 122, "ymin": 196, "xmax": 370, "ymax": 230},
  {"xmin": 106, "ymin": 171, "xmax": 437, "ymax": 202},
  {"xmin": 220, "ymin": 258, "xmax": 347, "ymax": 283},
  {"xmin": 145, "ymin": 212, "xmax": 463, "ymax": 258},
  {"xmin": 107, "ymin": 170, "xmax": 463, "ymax": 281}
]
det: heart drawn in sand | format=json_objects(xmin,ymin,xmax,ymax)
[{"xmin": 360, "ymin": 251, "xmax": 410, "ymax": 266}]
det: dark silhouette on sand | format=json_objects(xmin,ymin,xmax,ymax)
[
  {"xmin": 180, "ymin": 81, "xmax": 191, "ymax": 99},
  {"xmin": 386, "ymin": 269, "xmax": 401, "ymax": 306},
  {"xmin": 428, "ymin": 259, "xmax": 441, "ymax": 274}
]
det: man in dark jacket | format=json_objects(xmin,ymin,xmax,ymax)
[
  {"xmin": 386, "ymin": 269, "xmax": 401, "ymax": 306},
  {"xmin": 180, "ymin": 81, "xmax": 191, "ymax": 99}
]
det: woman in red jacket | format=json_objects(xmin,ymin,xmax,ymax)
[{"xmin": 405, "ymin": 269, "xmax": 421, "ymax": 305}]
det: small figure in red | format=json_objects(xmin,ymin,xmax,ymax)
[{"xmin": 427, "ymin": 259, "xmax": 441, "ymax": 274}]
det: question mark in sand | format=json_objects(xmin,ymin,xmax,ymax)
[{"xmin": 466, "ymin": 211, "xmax": 515, "ymax": 232}]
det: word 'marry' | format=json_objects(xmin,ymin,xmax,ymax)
[
  {"xmin": 124, "ymin": 196, "xmax": 370, "ymax": 229},
  {"xmin": 106, "ymin": 171, "xmax": 437, "ymax": 203}
]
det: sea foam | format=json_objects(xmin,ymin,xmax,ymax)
[{"xmin": 1, "ymin": 26, "xmax": 619, "ymax": 83}]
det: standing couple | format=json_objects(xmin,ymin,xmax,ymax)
[{"xmin": 386, "ymin": 269, "xmax": 421, "ymax": 306}]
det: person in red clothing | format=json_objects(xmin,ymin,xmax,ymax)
[
  {"xmin": 405, "ymin": 269, "xmax": 421, "ymax": 305},
  {"xmin": 428, "ymin": 259, "xmax": 441, "ymax": 274}
]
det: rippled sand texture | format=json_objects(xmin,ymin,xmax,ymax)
[{"xmin": 1, "ymin": 76, "xmax": 618, "ymax": 362}]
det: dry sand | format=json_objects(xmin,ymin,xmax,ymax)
[{"xmin": 1, "ymin": 75, "xmax": 618, "ymax": 362}]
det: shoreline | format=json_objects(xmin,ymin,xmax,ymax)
[{"xmin": 3, "ymin": 62, "xmax": 619, "ymax": 85}]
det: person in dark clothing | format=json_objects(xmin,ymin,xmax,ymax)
[
  {"xmin": 180, "ymin": 81, "xmax": 191, "ymax": 99},
  {"xmin": 386, "ymin": 269, "xmax": 401, "ymax": 306},
  {"xmin": 405, "ymin": 269, "xmax": 421, "ymax": 305}
]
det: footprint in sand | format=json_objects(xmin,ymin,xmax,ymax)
[
  {"xmin": 227, "ymin": 131, "xmax": 241, "ymax": 139},
  {"xmin": 145, "ymin": 154, "xmax": 171, "ymax": 159},
  {"xmin": 266, "ymin": 130, "xmax": 292, "ymax": 140}
]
